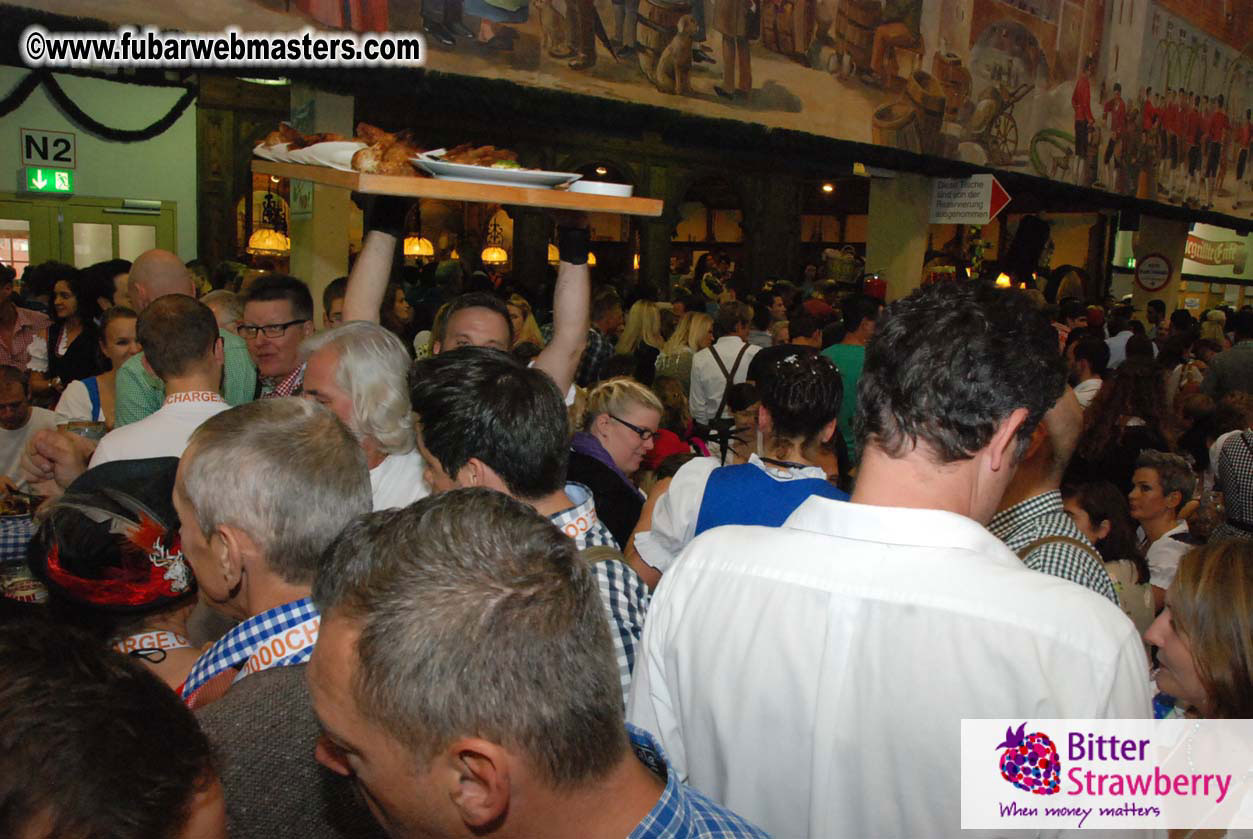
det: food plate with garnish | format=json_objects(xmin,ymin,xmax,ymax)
[{"xmin": 413, "ymin": 148, "xmax": 581, "ymax": 189}]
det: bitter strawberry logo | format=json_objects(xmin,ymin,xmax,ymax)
[{"xmin": 996, "ymin": 722, "xmax": 1061, "ymax": 795}]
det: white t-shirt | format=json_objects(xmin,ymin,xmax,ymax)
[
  {"xmin": 55, "ymin": 379, "xmax": 104, "ymax": 424},
  {"xmin": 0, "ymin": 407, "xmax": 59, "ymax": 489},
  {"xmin": 370, "ymin": 448, "xmax": 430, "ymax": 511},
  {"xmin": 626, "ymin": 497, "xmax": 1152, "ymax": 838},
  {"xmin": 1143, "ymin": 520, "xmax": 1194, "ymax": 590},
  {"xmin": 89, "ymin": 392, "xmax": 230, "ymax": 468},
  {"xmin": 1073, "ymin": 376, "xmax": 1102, "ymax": 409}
]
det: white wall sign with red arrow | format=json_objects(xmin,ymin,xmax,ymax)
[{"xmin": 929, "ymin": 174, "xmax": 1011, "ymax": 226}]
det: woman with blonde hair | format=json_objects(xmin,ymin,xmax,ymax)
[
  {"xmin": 1146, "ymin": 539, "xmax": 1253, "ymax": 719},
  {"xmin": 569, "ymin": 377, "xmax": 664, "ymax": 546},
  {"xmin": 507, "ymin": 294, "xmax": 545, "ymax": 349},
  {"xmin": 1200, "ymin": 309, "xmax": 1231, "ymax": 350},
  {"xmin": 655, "ymin": 311, "xmax": 713, "ymax": 393},
  {"xmin": 616, "ymin": 300, "xmax": 665, "ymax": 385}
]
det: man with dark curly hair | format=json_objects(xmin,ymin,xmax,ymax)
[{"xmin": 627, "ymin": 282, "xmax": 1153, "ymax": 838}]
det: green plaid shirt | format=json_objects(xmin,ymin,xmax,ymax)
[
  {"xmin": 988, "ymin": 490, "xmax": 1118, "ymax": 604},
  {"xmin": 114, "ymin": 329, "xmax": 257, "ymax": 427}
]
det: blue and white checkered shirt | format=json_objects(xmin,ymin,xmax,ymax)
[
  {"xmin": 549, "ymin": 482, "xmax": 650, "ymax": 708},
  {"xmin": 628, "ymin": 724, "xmax": 771, "ymax": 838},
  {"xmin": 988, "ymin": 490, "xmax": 1119, "ymax": 604},
  {"xmin": 181, "ymin": 596, "xmax": 319, "ymax": 701},
  {"xmin": 0, "ymin": 515, "xmax": 35, "ymax": 568}
]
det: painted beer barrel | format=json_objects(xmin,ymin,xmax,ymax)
[
  {"xmin": 907, "ymin": 70, "xmax": 946, "ymax": 155},
  {"xmin": 763, "ymin": 0, "xmax": 817, "ymax": 58},
  {"xmin": 872, "ymin": 99, "xmax": 921, "ymax": 154},
  {"xmin": 834, "ymin": 0, "xmax": 877, "ymax": 69},
  {"xmin": 931, "ymin": 51, "xmax": 972, "ymax": 118}
]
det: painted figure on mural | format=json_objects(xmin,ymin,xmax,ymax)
[
  {"xmin": 868, "ymin": 0, "xmax": 922, "ymax": 89},
  {"xmin": 713, "ymin": 0, "xmax": 755, "ymax": 100},
  {"xmin": 1235, "ymin": 110, "xmax": 1252, "ymax": 209},
  {"xmin": 1071, "ymin": 56, "xmax": 1095, "ymax": 186},
  {"xmin": 1164, "ymin": 88, "xmax": 1182, "ymax": 197},
  {"xmin": 611, "ymin": 0, "xmax": 640, "ymax": 57},
  {"xmin": 1205, "ymin": 94, "xmax": 1228, "ymax": 210},
  {"xmin": 567, "ymin": 0, "xmax": 595, "ymax": 68},
  {"xmin": 1098, "ymin": 82, "xmax": 1125, "ymax": 191},
  {"xmin": 289, "ymin": 0, "xmax": 388, "ymax": 31},
  {"xmin": 1184, "ymin": 93, "xmax": 1203, "ymax": 205},
  {"xmin": 420, "ymin": 0, "xmax": 525, "ymax": 49}
]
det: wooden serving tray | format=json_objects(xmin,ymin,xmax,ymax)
[{"xmin": 252, "ymin": 160, "xmax": 664, "ymax": 217}]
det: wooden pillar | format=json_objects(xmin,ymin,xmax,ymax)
[
  {"xmin": 742, "ymin": 173, "xmax": 802, "ymax": 287},
  {"xmin": 1130, "ymin": 216, "xmax": 1188, "ymax": 315},
  {"xmin": 509, "ymin": 206, "xmax": 550, "ymax": 295},
  {"xmin": 288, "ymin": 84, "xmax": 353, "ymax": 326},
  {"xmin": 196, "ymin": 77, "xmax": 288, "ymax": 267},
  {"xmin": 640, "ymin": 163, "xmax": 675, "ymax": 296},
  {"xmin": 866, "ymin": 171, "xmax": 932, "ymax": 301}
]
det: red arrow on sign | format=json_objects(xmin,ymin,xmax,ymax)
[{"xmin": 988, "ymin": 177, "xmax": 1010, "ymax": 223}]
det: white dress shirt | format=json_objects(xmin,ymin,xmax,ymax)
[
  {"xmin": 89, "ymin": 393, "xmax": 229, "ymax": 467},
  {"xmin": 626, "ymin": 497, "xmax": 1153, "ymax": 839},
  {"xmin": 688, "ymin": 336, "xmax": 759, "ymax": 425},
  {"xmin": 634, "ymin": 453, "xmax": 829, "ymax": 576},
  {"xmin": 369, "ymin": 448, "xmax": 429, "ymax": 511}
]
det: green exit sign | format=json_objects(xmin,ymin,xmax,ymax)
[{"xmin": 25, "ymin": 167, "xmax": 73, "ymax": 194}]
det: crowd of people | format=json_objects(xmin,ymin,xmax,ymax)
[{"xmin": 0, "ymin": 208, "xmax": 1251, "ymax": 838}]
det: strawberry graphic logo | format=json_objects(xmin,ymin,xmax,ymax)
[{"xmin": 996, "ymin": 722, "xmax": 1060, "ymax": 795}]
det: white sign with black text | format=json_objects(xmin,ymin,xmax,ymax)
[{"xmin": 20, "ymin": 128, "xmax": 76, "ymax": 169}]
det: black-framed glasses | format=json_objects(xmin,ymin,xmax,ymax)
[
  {"xmin": 238, "ymin": 318, "xmax": 309, "ymax": 339},
  {"xmin": 610, "ymin": 414, "xmax": 657, "ymax": 442}
]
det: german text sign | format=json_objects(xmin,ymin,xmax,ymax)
[
  {"xmin": 1135, "ymin": 253, "xmax": 1172, "ymax": 293},
  {"xmin": 931, "ymin": 174, "xmax": 1011, "ymax": 225}
]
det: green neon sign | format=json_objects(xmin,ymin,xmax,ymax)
[{"xmin": 25, "ymin": 167, "xmax": 73, "ymax": 194}]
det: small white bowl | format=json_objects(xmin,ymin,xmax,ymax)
[{"xmin": 568, "ymin": 181, "xmax": 634, "ymax": 197}]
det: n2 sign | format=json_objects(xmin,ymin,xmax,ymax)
[{"xmin": 20, "ymin": 129, "xmax": 76, "ymax": 169}]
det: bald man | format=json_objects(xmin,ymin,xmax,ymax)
[{"xmin": 114, "ymin": 250, "xmax": 257, "ymax": 427}]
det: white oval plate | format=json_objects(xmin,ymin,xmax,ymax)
[{"xmin": 412, "ymin": 154, "xmax": 581, "ymax": 189}]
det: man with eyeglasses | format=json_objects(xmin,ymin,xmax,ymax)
[
  {"xmin": 114, "ymin": 249, "xmax": 257, "ymax": 428},
  {"xmin": 240, "ymin": 275, "xmax": 316, "ymax": 399}
]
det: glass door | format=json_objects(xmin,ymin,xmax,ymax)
[
  {"xmin": 58, "ymin": 202, "xmax": 177, "ymax": 267},
  {"xmin": 0, "ymin": 195, "xmax": 176, "ymax": 279},
  {"xmin": 0, "ymin": 198, "xmax": 60, "ymax": 279}
]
